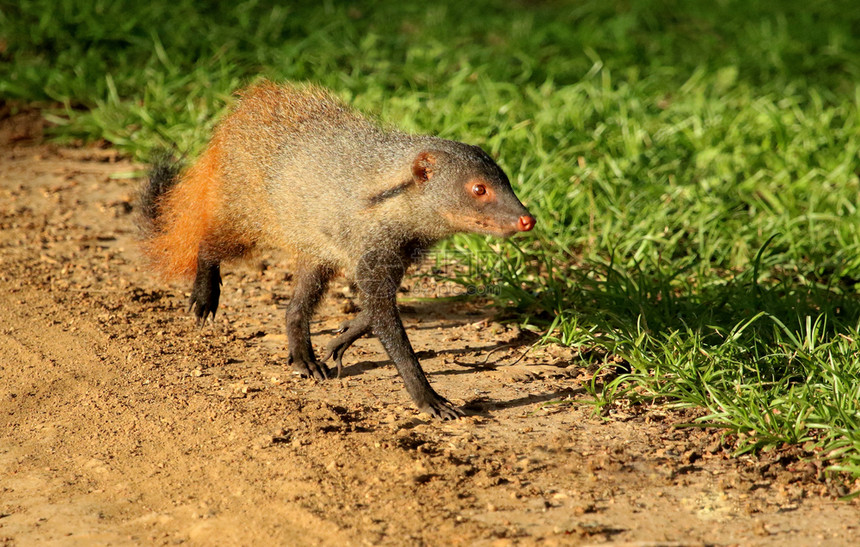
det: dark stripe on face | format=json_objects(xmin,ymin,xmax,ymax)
[{"xmin": 366, "ymin": 179, "xmax": 413, "ymax": 206}]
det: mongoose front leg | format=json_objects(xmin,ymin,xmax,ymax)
[
  {"xmin": 285, "ymin": 265, "xmax": 334, "ymax": 381},
  {"xmin": 189, "ymin": 256, "xmax": 221, "ymax": 324},
  {"xmin": 356, "ymin": 252, "xmax": 463, "ymax": 420},
  {"xmin": 322, "ymin": 311, "xmax": 372, "ymax": 377}
]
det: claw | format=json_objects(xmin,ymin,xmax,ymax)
[
  {"xmin": 321, "ymin": 315, "xmax": 371, "ymax": 379},
  {"xmin": 419, "ymin": 396, "xmax": 464, "ymax": 420},
  {"xmin": 334, "ymin": 355, "xmax": 345, "ymax": 379},
  {"xmin": 289, "ymin": 354, "xmax": 331, "ymax": 381},
  {"xmin": 321, "ymin": 345, "xmax": 346, "ymax": 378},
  {"xmin": 189, "ymin": 299, "xmax": 215, "ymax": 326},
  {"xmin": 324, "ymin": 342, "xmax": 348, "ymax": 378}
]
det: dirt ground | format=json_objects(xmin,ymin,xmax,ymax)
[{"xmin": 1, "ymin": 108, "xmax": 859, "ymax": 546}]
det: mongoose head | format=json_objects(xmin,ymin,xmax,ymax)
[{"xmin": 412, "ymin": 144, "xmax": 536, "ymax": 238}]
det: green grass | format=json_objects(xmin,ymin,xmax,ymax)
[{"xmin": 3, "ymin": 0, "xmax": 860, "ymax": 479}]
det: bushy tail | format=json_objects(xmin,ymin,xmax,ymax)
[
  {"xmin": 139, "ymin": 149, "xmax": 183, "ymax": 232},
  {"xmin": 138, "ymin": 145, "xmax": 221, "ymax": 280}
]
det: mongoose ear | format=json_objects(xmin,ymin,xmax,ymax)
[{"xmin": 412, "ymin": 152, "xmax": 436, "ymax": 183}]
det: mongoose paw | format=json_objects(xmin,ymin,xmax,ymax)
[
  {"xmin": 418, "ymin": 396, "xmax": 464, "ymax": 421},
  {"xmin": 321, "ymin": 344, "xmax": 347, "ymax": 379},
  {"xmin": 188, "ymin": 289, "xmax": 219, "ymax": 325},
  {"xmin": 188, "ymin": 262, "xmax": 221, "ymax": 325},
  {"xmin": 289, "ymin": 356, "xmax": 332, "ymax": 382},
  {"xmin": 322, "ymin": 334, "xmax": 358, "ymax": 379},
  {"xmin": 322, "ymin": 316, "xmax": 372, "ymax": 378}
]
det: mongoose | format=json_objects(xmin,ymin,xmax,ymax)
[{"xmin": 140, "ymin": 80, "xmax": 536, "ymax": 419}]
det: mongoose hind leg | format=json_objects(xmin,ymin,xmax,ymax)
[
  {"xmin": 189, "ymin": 256, "xmax": 221, "ymax": 324},
  {"xmin": 286, "ymin": 264, "xmax": 335, "ymax": 381},
  {"xmin": 323, "ymin": 311, "xmax": 372, "ymax": 378}
]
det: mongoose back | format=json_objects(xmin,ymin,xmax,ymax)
[{"xmin": 140, "ymin": 80, "xmax": 536, "ymax": 419}]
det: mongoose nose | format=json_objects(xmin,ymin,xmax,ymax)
[{"xmin": 518, "ymin": 215, "xmax": 536, "ymax": 232}]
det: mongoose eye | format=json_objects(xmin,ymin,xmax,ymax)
[{"xmin": 472, "ymin": 184, "xmax": 487, "ymax": 196}]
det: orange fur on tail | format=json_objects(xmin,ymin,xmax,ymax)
[{"xmin": 144, "ymin": 138, "xmax": 223, "ymax": 280}]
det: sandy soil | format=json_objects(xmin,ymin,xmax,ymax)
[{"xmin": 1, "ymin": 108, "xmax": 859, "ymax": 546}]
